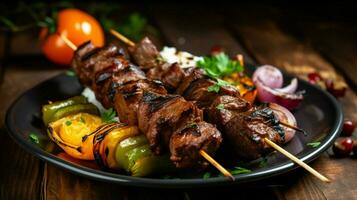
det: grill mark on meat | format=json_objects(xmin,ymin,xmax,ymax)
[
  {"xmin": 142, "ymin": 91, "xmax": 180, "ymax": 113},
  {"xmin": 107, "ymin": 82, "xmax": 119, "ymax": 102},
  {"xmin": 250, "ymin": 107, "xmax": 285, "ymax": 140},
  {"xmin": 96, "ymin": 72, "xmax": 112, "ymax": 84},
  {"xmin": 81, "ymin": 48, "xmax": 101, "ymax": 61}
]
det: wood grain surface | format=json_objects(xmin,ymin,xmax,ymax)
[{"xmin": 0, "ymin": 4, "xmax": 356, "ymax": 200}]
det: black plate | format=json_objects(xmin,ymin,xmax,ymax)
[{"xmin": 5, "ymin": 72, "xmax": 343, "ymax": 188}]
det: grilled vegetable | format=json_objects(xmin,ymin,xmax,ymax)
[
  {"xmin": 224, "ymin": 73, "xmax": 257, "ymax": 104},
  {"xmin": 95, "ymin": 127, "xmax": 174, "ymax": 176},
  {"xmin": 49, "ymin": 103, "xmax": 99, "ymax": 125},
  {"xmin": 44, "ymin": 96, "xmax": 173, "ymax": 177},
  {"xmin": 47, "ymin": 112, "xmax": 102, "ymax": 160},
  {"xmin": 42, "ymin": 96, "xmax": 88, "ymax": 125}
]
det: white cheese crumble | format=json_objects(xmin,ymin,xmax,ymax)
[{"xmin": 159, "ymin": 46, "xmax": 203, "ymax": 68}]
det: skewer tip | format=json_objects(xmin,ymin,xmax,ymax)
[
  {"xmin": 199, "ymin": 150, "xmax": 235, "ymax": 181},
  {"xmin": 109, "ymin": 29, "xmax": 136, "ymax": 47},
  {"xmin": 264, "ymin": 138, "xmax": 330, "ymax": 183}
]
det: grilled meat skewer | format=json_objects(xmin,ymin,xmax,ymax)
[
  {"xmin": 125, "ymin": 37, "xmax": 286, "ymax": 160},
  {"xmin": 72, "ymin": 41, "xmax": 222, "ymax": 168}
]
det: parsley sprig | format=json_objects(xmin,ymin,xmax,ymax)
[
  {"xmin": 229, "ymin": 167, "xmax": 251, "ymax": 175},
  {"xmin": 216, "ymin": 104, "xmax": 225, "ymax": 110},
  {"xmin": 207, "ymin": 79, "xmax": 231, "ymax": 93},
  {"xmin": 197, "ymin": 52, "xmax": 242, "ymax": 93},
  {"xmin": 197, "ymin": 52, "xmax": 243, "ymax": 78},
  {"xmin": 101, "ymin": 108, "xmax": 117, "ymax": 123},
  {"xmin": 29, "ymin": 132, "xmax": 40, "ymax": 144},
  {"xmin": 307, "ymin": 141, "xmax": 321, "ymax": 148}
]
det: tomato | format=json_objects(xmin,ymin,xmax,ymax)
[{"xmin": 41, "ymin": 9, "xmax": 105, "ymax": 66}]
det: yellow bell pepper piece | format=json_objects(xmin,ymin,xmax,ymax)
[{"xmin": 48, "ymin": 113, "xmax": 102, "ymax": 160}]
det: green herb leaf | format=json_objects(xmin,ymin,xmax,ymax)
[
  {"xmin": 259, "ymin": 158, "xmax": 268, "ymax": 167},
  {"xmin": 207, "ymin": 79, "xmax": 231, "ymax": 93},
  {"xmin": 203, "ymin": 172, "xmax": 211, "ymax": 179},
  {"xmin": 230, "ymin": 167, "xmax": 251, "ymax": 175},
  {"xmin": 197, "ymin": 52, "xmax": 244, "ymax": 78},
  {"xmin": 216, "ymin": 104, "xmax": 225, "ymax": 110},
  {"xmin": 188, "ymin": 122, "xmax": 198, "ymax": 129},
  {"xmin": 101, "ymin": 108, "xmax": 117, "ymax": 123},
  {"xmin": 307, "ymin": 141, "xmax": 321, "ymax": 148},
  {"xmin": 207, "ymin": 84, "xmax": 220, "ymax": 93},
  {"xmin": 65, "ymin": 70, "xmax": 76, "ymax": 77},
  {"xmin": 65, "ymin": 121, "xmax": 72, "ymax": 126},
  {"xmin": 29, "ymin": 132, "xmax": 39, "ymax": 144}
]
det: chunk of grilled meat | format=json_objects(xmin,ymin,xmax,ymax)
[
  {"xmin": 147, "ymin": 63, "xmax": 187, "ymax": 92},
  {"xmin": 170, "ymin": 121, "xmax": 222, "ymax": 168},
  {"xmin": 72, "ymin": 42, "xmax": 223, "ymax": 169},
  {"xmin": 73, "ymin": 42, "xmax": 128, "ymax": 86},
  {"xmin": 114, "ymin": 80, "xmax": 167, "ymax": 125},
  {"xmin": 93, "ymin": 62, "xmax": 147, "ymax": 108},
  {"xmin": 176, "ymin": 69, "xmax": 240, "ymax": 109},
  {"xmin": 138, "ymin": 91, "xmax": 222, "ymax": 168},
  {"xmin": 206, "ymin": 95, "xmax": 252, "ymax": 130},
  {"xmin": 223, "ymin": 107, "xmax": 285, "ymax": 160},
  {"xmin": 128, "ymin": 37, "xmax": 160, "ymax": 70}
]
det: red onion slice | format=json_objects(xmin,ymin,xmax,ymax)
[
  {"xmin": 253, "ymin": 65, "xmax": 283, "ymax": 89},
  {"xmin": 275, "ymin": 78, "xmax": 298, "ymax": 94},
  {"xmin": 255, "ymin": 79, "xmax": 303, "ymax": 110},
  {"xmin": 269, "ymin": 103, "xmax": 297, "ymax": 143}
]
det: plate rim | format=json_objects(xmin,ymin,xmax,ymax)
[{"xmin": 5, "ymin": 72, "xmax": 343, "ymax": 188}]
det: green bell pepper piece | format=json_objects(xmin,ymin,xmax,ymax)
[
  {"xmin": 42, "ymin": 96, "xmax": 88, "ymax": 125},
  {"xmin": 115, "ymin": 135, "xmax": 148, "ymax": 170},
  {"xmin": 126, "ymin": 144, "xmax": 153, "ymax": 171},
  {"xmin": 48, "ymin": 103, "xmax": 99, "ymax": 125}
]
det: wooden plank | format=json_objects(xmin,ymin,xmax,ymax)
[
  {"xmin": 148, "ymin": 5, "xmax": 254, "ymax": 64},
  {"xmin": 227, "ymin": 11, "xmax": 357, "ymax": 200},
  {"xmin": 0, "ymin": 64, "xmax": 62, "ymax": 199},
  {"xmin": 42, "ymin": 164, "xmax": 126, "ymax": 200},
  {"xmin": 280, "ymin": 20, "xmax": 357, "ymax": 90},
  {"xmin": 0, "ymin": 133, "xmax": 42, "ymax": 200}
]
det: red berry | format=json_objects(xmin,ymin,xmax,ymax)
[
  {"xmin": 325, "ymin": 79, "xmax": 346, "ymax": 98},
  {"xmin": 341, "ymin": 120, "xmax": 356, "ymax": 136},
  {"xmin": 333, "ymin": 138, "xmax": 354, "ymax": 157},
  {"xmin": 308, "ymin": 72, "xmax": 322, "ymax": 84},
  {"xmin": 210, "ymin": 45, "xmax": 223, "ymax": 55}
]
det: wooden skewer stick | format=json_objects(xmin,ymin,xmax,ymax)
[
  {"xmin": 279, "ymin": 121, "xmax": 308, "ymax": 136},
  {"xmin": 110, "ymin": 29, "xmax": 135, "ymax": 47},
  {"xmin": 264, "ymin": 138, "xmax": 330, "ymax": 183},
  {"xmin": 199, "ymin": 150, "xmax": 234, "ymax": 180},
  {"xmin": 57, "ymin": 32, "xmax": 77, "ymax": 51},
  {"xmin": 59, "ymin": 32, "xmax": 234, "ymax": 180}
]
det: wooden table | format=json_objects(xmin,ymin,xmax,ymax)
[{"xmin": 1, "ymin": 4, "xmax": 357, "ymax": 200}]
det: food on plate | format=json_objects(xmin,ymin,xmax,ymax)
[
  {"xmin": 72, "ymin": 41, "xmax": 223, "ymax": 169},
  {"xmin": 43, "ymin": 98, "xmax": 173, "ymax": 176},
  {"xmin": 41, "ymin": 34, "xmax": 307, "ymax": 177},
  {"xmin": 253, "ymin": 65, "xmax": 304, "ymax": 110},
  {"xmin": 40, "ymin": 8, "xmax": 105, "ymax": 65}
]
